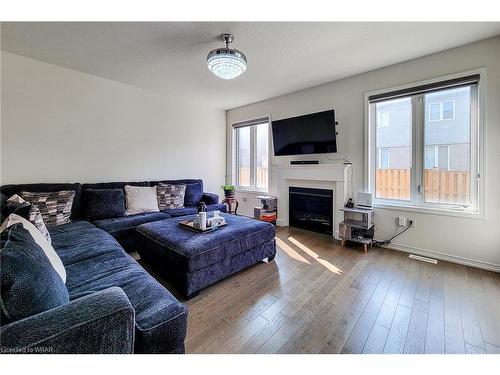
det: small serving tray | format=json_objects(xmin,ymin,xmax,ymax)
[{"xmin": 178, "ymin": 219, "xmax": 227, "ymax": 233}]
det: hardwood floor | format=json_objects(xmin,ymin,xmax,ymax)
[{"xmin": 137, "ymin": 226, "xmax": 500, "ymax": 354}]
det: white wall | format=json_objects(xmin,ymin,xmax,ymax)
[
  {"xmin": 0, "ymin": 52, "xmax": 226, "ymax": 193},
  {"xmin": 227, "ymin": 36, "xmax": 500, "ymax": 271}
]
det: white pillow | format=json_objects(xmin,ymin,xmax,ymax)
[
  {"xmin": 0, "ymin": 213, "xmax": 66, "ymax": 283},
  {"xmin": 124, "ymin": 185, "xmax": 160, "ymax": 215}
]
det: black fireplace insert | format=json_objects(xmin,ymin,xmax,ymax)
[{"xmin": 289, "ymin": 186, "xmax": 333, "ymax": 235}]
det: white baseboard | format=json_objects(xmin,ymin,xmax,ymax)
[{"xmin": 386, "ymin": 242, "xmax": 500, "ymax": 273}]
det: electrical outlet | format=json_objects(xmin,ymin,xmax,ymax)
[
  {"xmin": 397, "ymin": 216, "xmax": 407, "ymax": 227},
  {"xmin": 397, "ymin": 216, "xmax": 415, "ymax": 227}
]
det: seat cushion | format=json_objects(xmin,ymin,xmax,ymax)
[
  {"xmin": 137, "ymin": 213, "xmax": 276, "ymax": 272},
  {"xmin": 161, "ymin": 206, "xmax": 198, "ymax": 217},
  {"xmin": 1, "ymin": 224, "xmax": 69, "ymax": 324},
  {"xmin": 92, "ymin": 212, "xmax": 170, "ymax": 252},
  {"xmin": 92, "ymin": 212, "xmax": 170, "ymax": 234},
  {"xmin": 50, "ymin": 223, "xmax": 187, "ymax": 353},
  {"xmin": 50, "ymin": 221, "xmax": 121, "ymax": 267},
  {"xmin": 161, "ymin": 204, "xmax": 226, "ymax": 218}
]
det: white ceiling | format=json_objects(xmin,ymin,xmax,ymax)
[{"xmin": 2, "ymin": 22, "xmax": 500, "ymax": 109}]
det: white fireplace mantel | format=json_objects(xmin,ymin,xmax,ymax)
[{"xmin": 270, "ymin": 163, "xmax": 352, "ymax": 239}]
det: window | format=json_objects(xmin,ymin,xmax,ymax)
[
  {"xmin": 424, "ymin": 145, "xmax": 450, "ymax": 171},
  {"xmin": 367, "ymin": 74, "xmax": 481, "ymax": 212},
  {"xmin": 233, "ymin": 119, "xmax": 269, "ymax": 191},
  {"xmin": 428, "ymin": 100, "xmax": 455, "ymax": 122},
  {"xmin": 377, "ymin": 148, "xmax": 390, "ymax": 169},
  {"xmin": 374, "ymin": 98, "xmax": 412, "ymax": 200},
  {"xmin": 377, "ymin": 111, "xmax": 390, "ymax": 128}
]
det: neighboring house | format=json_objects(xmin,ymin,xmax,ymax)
[{"xmin": 376, "ymin": 86, "xmax": 471, "ymax": 171}]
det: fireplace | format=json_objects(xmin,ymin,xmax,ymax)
[{"xmin": 289, "ymin": 186, "xmax": 333, "ymax": 235}]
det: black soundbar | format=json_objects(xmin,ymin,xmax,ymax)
[{"xmin": 290, "ymin": 160, "xmax": 320, "ymax": 165}]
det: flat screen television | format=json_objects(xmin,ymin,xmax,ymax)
[{"xmin": 271, "ymin": 110, "xmax": 337, "ymax": 156}]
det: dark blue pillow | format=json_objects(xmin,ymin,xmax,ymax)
[
  {"xmin": 0, "ymin": 224, "xmax": 69, "ymax": 324},
  {"xmin": 83, "ymin": 188, "xmax": 125, "ymax": 221},
  {"xmin": 1, "ymin": 199, "xmax": 32, "ymax": 221},
  {"xmin": 183, "ymin": 183, "xmax": 203, "ymax": 207},
  {"xmin": 0, "ymin": 193, "xmax": 31, "ymax": 222}
]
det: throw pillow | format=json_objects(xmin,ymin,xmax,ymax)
[
  {"xmin": 6, "ymin": 194, "xmax": 51, "ymax": 243},
  {"xmin": 83, "ymin": 188, "xmax": 126, "ymax": 221},
  {"xmin": 124, "ymin": 185, "xmax": 159, "ymax": 215},
  {"xmin": 183, "ymin": 182, "xmax": 203, "ymax": 207},
  {"xmin": 20, "ymin": 190, "xmax": 75, "ymax": 227},
  {"xmin": 1, "ymin": 195, "xmax": 32, "ymax": 220},
  {"xmin": 157, "ymin": 184, "xmax": 186, "ymax": 210},
  {"xmin": 0, "ymin": 223, "xmax": 69, "ymax": 324},
  {"xmin": 0, "ymin": 214, "xmax": 66, "ymax": 283}
]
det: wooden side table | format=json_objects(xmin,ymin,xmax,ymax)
[{"xmin": 222, "ymin": 196, "xmax": 239, "ymax": 215}]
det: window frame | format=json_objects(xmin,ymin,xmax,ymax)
[
  {"xmin": 232, "ymin": 117, "xmax": 271, "ymax": 193},
  {"xmin": 364, "ymin": 70, "xmax": 485, "ymax": 218}
]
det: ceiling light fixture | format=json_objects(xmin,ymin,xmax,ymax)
[{"xmin": 207, "ymin": 34, "xmax": 247, "ymax": 80}]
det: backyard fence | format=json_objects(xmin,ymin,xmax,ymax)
[
  {"xmin": 376, "ymin": 169, "xmax": 470, "ymax": 204},
  {"xmin": 238, "ymin": 167, "xmax": 268, "ymax": 188}
]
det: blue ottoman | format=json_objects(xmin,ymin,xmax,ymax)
[{"xmin": 136, "ymin": 213, "xmax": 276, "ymax": 299}]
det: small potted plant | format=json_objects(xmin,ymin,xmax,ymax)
[{"xmin": 221, "ymin": 185, "xmax": 236, "ymax": 198}]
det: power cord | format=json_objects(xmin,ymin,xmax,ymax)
[{"xmin": 372, "ymin": 220, "xmax": 413, "ymax": 247}]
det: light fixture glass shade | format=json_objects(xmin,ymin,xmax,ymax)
[{"xmin": 207, "ymin": 48, "xmax": 247, "ymax": 80}]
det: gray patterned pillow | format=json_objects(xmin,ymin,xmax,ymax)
[
  {"xmin": 156, "ymin": 184, "xmax": 186, "ymax": 210},
  {"xmin": 6, "ymin": 194, "xmax": 51, "ymax": 243},
  {"xmin": 28, "ymin": 206, "xmax": 51, "ymax": 243},
  {"xmin": 20, "ymin": 191, "xmax": 75, "ymax": 227}
]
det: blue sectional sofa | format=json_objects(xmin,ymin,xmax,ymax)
[
  {"xmin": 0, "ymin": 179, "xmax": 225, "ymax": 353},
  {"xmin": 1, "ymin": 179, "xmax": 226, "ymax": 252}
]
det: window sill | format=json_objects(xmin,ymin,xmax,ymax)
[
  {"xmin": 235, "ymin": 188, "xmax": 269, "ymax": 195},
  {"xmin": 373, "ymin": 202, "xmax": 485, "ymax": 220}
]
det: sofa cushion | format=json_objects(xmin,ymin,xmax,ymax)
[
  {"xmin": 0, "ymin": 224, "xmax": 69, "ymax": 324},
  {"xmin": 1, "ymin": 195, "xmax": 31, "ymax": 220},
  {"xmin": 124, "ymin": 185, "xmax": 159, "ymax": 216},
  {"xmin": 183, "ymin": 183, "xmax": 203, "ymax": 207},
  {"xmin": 161, "ymin": 206, "xmax": 198, "ymax": 217},
  {"xmin": 162, "ymin": 204, "xmax": 226, "ymax": 217},
  {"xmin": 156, "ymin": 184, "xmax": 186, "ymax": 210},
  {"xmin": 1, "ymin": 214, "xmax": 66, "ymax": 282},
  {"xmin": 52, "ymin": 225, "xmax": 187, "ymax": 353},
  {"xmin": 92, "ymin": 212, "xmax": 170, "ymax": 234},
  {"xmin": 49, "ymin": 221, "xmax": 119, "ymax": 267},
  {"xmin": 82, "ymin": 188, "xmax": 126, "ymax": 221},
  {"xmin": 206, "ymin": 203, "xmax": 227, "ymax": 213},
  {"xmin": 20, "ymin": 190, "xmax": 76, "ymax": 227},
  {"xmin": 150, "ymin": 179, "xmax": 203, "ymax": 207},
  {"xmin": 6, "ymin": 194, "xmax": 51, "ymax": 243},
  {"xmin": 81, "ymin": 181, "xmax": 149, "ymax": 191},
  {"xmin": 1, "ymin": 183, "xmax": 82, "ymax": 219},
  {"xmin": 65, "ymin": 250, "xmax": 187, "ymax": 333}
]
